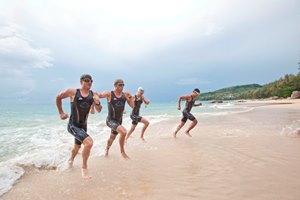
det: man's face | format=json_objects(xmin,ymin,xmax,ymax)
[
  {"xmin": 115, "ymin": 81, "xmax": 125, "ymax": 92},
  {"xmin": 192, "ymin": 91, "xmax": 199, "ymax": 98},
  {"xmin": 81, "ymin": 78, "xmax": 93, "ymax": 89},
  {"xmin": 137, "ymin": 91, "xmax": 144, "ymax": 96}
]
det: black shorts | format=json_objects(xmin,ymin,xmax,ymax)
[
  {"xmin": 106, "ymin": 118, "xmax": 122, "ymax": 135},
  {"xmin": 181, "ymin": 110, "xmax": 196, "ymax": 122},
  {"xmin": 67, "ymin": 123, "xmax": 89, "ymax": 145},
  {"xmin": 130, "ymin": 114, "xmax": 142, "ymax": 125}
]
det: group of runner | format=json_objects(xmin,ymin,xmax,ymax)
[{"xmin": 56, "ymin": 74, "xmax": 201, "ymax": 178}]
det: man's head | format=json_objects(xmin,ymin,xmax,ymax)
[
  {"xmin": 114, "ymin": 79, "xmax": 125, "ymax": 92},
  {"xmin": 80, "ymin": 74, "xmax": 93, "ymax": 89},
  {"xmin": 192, "ymin": 88, "xmax": 200, "ymax": 97},
  {"xmin": 137, "ymin": 87, "xmax": 144, "ymax": 95}
]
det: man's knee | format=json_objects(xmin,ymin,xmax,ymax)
[
  {"xmin": 144, "ymin": 120, "xmax": 149, "ymax": 126},
  {"xmin": 119, "ymin": 129, "xmax": 127, "ymax": 137},
  {"xmin": 117, "ymin": 125, "xmax": 127, "ymax": 136},
  {"xmin": 193, "ymin": 119, "xmax": 198, "ymax": 124},
  {"xmin": 84, "ymin": 137, "xmax": 93, "ymax": 148},
  {"xmin": 120, "ymin": 130, "xmax": 127, "ymax": 137}
]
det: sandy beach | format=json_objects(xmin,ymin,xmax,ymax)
[{"xmin": 2, "ymin": 99, "xmax": 300, "ymax": 200}]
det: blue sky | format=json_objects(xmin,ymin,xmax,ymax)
[{"xmin": 0, "ymin": 0, "xmax": 299, "ymax": 103}]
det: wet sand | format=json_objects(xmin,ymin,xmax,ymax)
[{"xmin": 2, "ymin": 99, "xmax": 300, "ymax": 200}]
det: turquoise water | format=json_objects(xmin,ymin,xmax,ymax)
[{"xmin": 0, "ymin": 100, "xmax": 248, "ymax": 195}]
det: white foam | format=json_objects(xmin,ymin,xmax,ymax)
[
  {"xmin": 280, "ymin": 120, "xmax": 300, "ymax": 137},
  {"xmin": 200, "ymin": 107, "xmax": 254, "ymax": 117},
  {"xmin": 0, "ymin": 162, "xmax": 24, "ymax": 196}
]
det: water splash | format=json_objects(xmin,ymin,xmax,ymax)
[{"xmin": 280, "ymin": 120, "xmax": 300, "ymax": 137}]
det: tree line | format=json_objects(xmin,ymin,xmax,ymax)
[{"xmin": 199, "ymin": 72, "xmax": 300, "ymax": 100}]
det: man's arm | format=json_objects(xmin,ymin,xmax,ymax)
[
  {"xmin": 92, "ymin": 91, "xmax": 102, "ymax": 112},
  {"xmin": 193, "ymin": 102, "xmax": 202, "ymax": 107},
  {"xmin": 177, "ymin": 95, "xmax": 189, "ymax": 110},
  {"xmin": 56, "ymin": 88, "xmax": 76, "ymax": 120},
  {"xmin": 90, "ymin": 103, "xmax": 96, "ymax": 114},
  {"xmin": 125, "ymin": 91, "xmax": 134, "ymax": 108},
  {"xmin": 142, "ymin": 95, "xmax": 150, "ymax": 105},
  {"xmin": 98, "ymin": 90, "xmax": 111, "ymax": 100}
]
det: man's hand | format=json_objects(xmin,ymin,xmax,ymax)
[
  {"xmin": 125, "ymin": 91, "xmax": 132, "ymax": 99},
  {"xmin": 93, "ymin": 95, "xmax": 100, "ymax": 105},
  {"xmin": 177, "ymin": 106, "xmax": 181, "ymax": 110},
  {"xmin": 90, "ymin": 106, "xmax": 95, "ymax": 114},
  {"xmin": 60, "ymin": 112, "xmax": 68, "ymax": 120}
]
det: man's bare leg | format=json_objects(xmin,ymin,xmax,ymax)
[
  {"xmin": 81, "ymin": 136, "xmax": 93, "ymax": 179},
  {"xmin": 117, "ymin": 125, "xmax": 129, "ymax": 159},
  {"xmin": 173, "ymin": 121, "xmax": 186, "ymax": 138},
  {"xmin": 105, "ymin": 134, "xmax": 116, "ymax": 157},
  {"xmin": 140, "ymin": 118, "xmax": 149, "ymax": 141},
  {"xmin": 125, "ymin": 124, "xmax": 136, "ymax": 142},
  {"xmin": 68, "ymin": 144, "xmax": 81, "ymax": 168},
  {"xmin": 185, "ymin": 119, "xmax": 198, "ymax": 137}
]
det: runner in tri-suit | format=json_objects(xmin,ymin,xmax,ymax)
[
  {"xmin": 173, "ymin": 88, "xmax": 202, "ymax": 138},
  {"xmin": 99, "ymin": 79, "xmax": 134, "ymax": 159},
  {"xmin": 125, "ymin": 87, "xmax": 150, "ymax": 142}
]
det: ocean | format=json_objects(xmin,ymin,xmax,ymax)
[{"xmin": 0, "ymin": 100, "xmax": 252, "ymax": 196}]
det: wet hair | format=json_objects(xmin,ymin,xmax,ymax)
[
  {"xmin": 114, "ymin": 79, "xmax": 124, "ymax": 86},
  {"xmin": 137, "ymin": 87, "xmax": 144, "ymax": 94},
  {"xmin": 193, "ymin": 88, "xmax": 200, "ymax": 93},
  {"xmin": 80, "ymin": 74, "xmax": 92, "ymax": 80}
]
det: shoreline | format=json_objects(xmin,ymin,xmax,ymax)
[{"xmin": 2, "ymin": 99, "xmax": 300, "ymax": 200}]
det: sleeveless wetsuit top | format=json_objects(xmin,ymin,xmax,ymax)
[
  {"xmin": 184, "ymin": 96, "xmax": 195, "ymax": 113},
  {"xmin": 132, "ymin": 95, "xmax": 143, "ymax": 116},
  {"xmin": 70, "ymin": 89, "xmax": 94, "ymax": 126},
  {"xmin": 108, "ymin": 91, "xmax": 126, "ymax": 121}
]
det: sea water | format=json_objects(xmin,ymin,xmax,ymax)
[{"xmin": 0, "ymin": 100, "xmax": 250, "ymax": 196}]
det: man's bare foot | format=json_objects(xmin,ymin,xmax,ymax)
[
  {"xmin": 173, "ymin": 132, "xmax": 177, "ymax": 138},
  {"xmin": 81, "ymin": 168, "xmax": 92, "ymax": 179},
  {"xmin": 140, "ymin": 137, "xmax": 146, "ymax": 142},
  {"xmin": 185, "ymin": 132, "xmax": 192, "ymax": 137},
  {"xmin": 105, "ymin": 149, "xmax": 109, "ymax": 157},
  {"xmin": 68, "ymin": 160, "xmax": 73, "ymax": 169},
  {"xmin": 121, "ymin": 152, "xmax": 130, "ymax": 159}
]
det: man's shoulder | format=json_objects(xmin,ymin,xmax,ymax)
[{"xmin": 65, "ymin": 88, "xmax": 77, "ymax": 94}]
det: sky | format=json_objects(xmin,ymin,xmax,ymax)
[{"xmin": 0, "ymin": 0, "xmax": 299, "ymax": 103}]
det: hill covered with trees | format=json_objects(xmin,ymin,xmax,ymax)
[{"xmin": 199, "ymin": 73, "xmax": 300, "ymax": 100}]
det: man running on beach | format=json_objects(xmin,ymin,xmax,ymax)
[
  {"xmin": 126, "ymin": 87, "xmax": 150, "ymax": 142},
  {"xmin": 56, "ymin": 74, "xmax": 102, "ymax": 179},
  {"xmin": 99, "ymin": 79, "xmax": 134, "ymax": 159},
  {"xmin": 173, "ymin": 88, "xmax": 202, "ymax": 138}
]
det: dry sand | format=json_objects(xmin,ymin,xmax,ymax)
[{"xmin": 2, "ymin": 99, "xmax": 300, "ymax": 200}]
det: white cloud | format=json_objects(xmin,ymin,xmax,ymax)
[
  {"xmin": 1, "ymin": 0, "xmax": 298, "ymax": 65},
  {"xmin": 0, "ymin": 22, "xmax": 53, "ymax": 96},
  {"xmin": 0, "ymin": 0, "xmax": 224, "ymax": 62}
]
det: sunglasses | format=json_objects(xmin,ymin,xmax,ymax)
[
  {"xmin": 117, "ymin": 83, "xmax": 125, "ymax": 87},
  {"xmin": 83, "ymin": 79, "xmax": 93, "ymax": 83}
]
